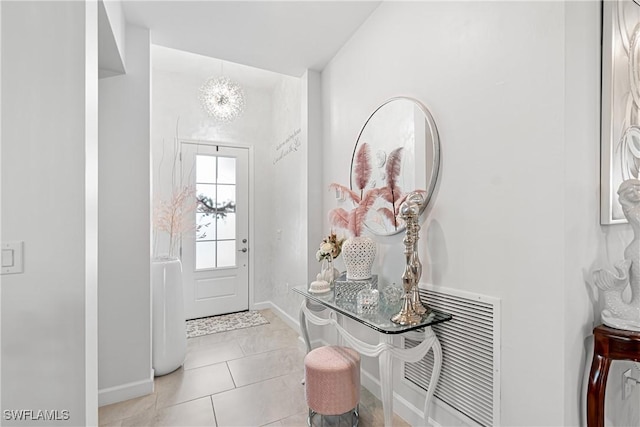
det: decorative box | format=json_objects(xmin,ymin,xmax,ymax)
[{"xmin": 334, "ymin": 273, "xmax": 378, "ymax": 304}]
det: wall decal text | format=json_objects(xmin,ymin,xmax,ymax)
[{"xmin": 273, "ymin": 128, "xmax": 302, "ymax": 164}]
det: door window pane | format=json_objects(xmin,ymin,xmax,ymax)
[
  {"xmin": 217, "ymin": 240, "xmax": 236, "ymax": 267},
  {"xmin": 196, "ymin": 184, "xmax": 216, "ymax": 205},
  {"xmin": 217, "ymin": 213, "xmax": 236, "ymax": 240},
  {"xmin": 216, "ymin": 185, "xmax": 236, "ymax": 211},
  {"xmin": 217, "ymin": 157, "xmax": 236, "ymax": 184},
  {"xmin": 196, "ymin": 155, "xmax": 216, "ymax": 184},
  {"xmin": 196, "ymin": 213, "xmax": 215, "ymax": 241},
  {"xmin": 196, "ymin": 241, "xmax": 216, "ymax": 270}
]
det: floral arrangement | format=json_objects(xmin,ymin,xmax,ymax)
[
  {"xmin": 329, "ymin": 142, "xmax": 404, "ymax": 236},
  {"xmin": 316, "ymin": 233, "xmax": 345, "ymax": 262},
  {"xmin": 153, "ymin": 185, "xmax": 198, "ymax": 259}
]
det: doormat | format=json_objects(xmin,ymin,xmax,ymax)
[{"xmin": 186, "ymin": 310, "xmax": 269, "ymax": 338}]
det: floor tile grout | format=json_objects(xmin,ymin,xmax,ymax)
[
  {"xmin": 225, "ymin": 360, "xmax": 238, "ymax": 389},
  {"xmin": 209, "ymin": 395, "xmax": 218, "ymax": 427},
  {"xmin": 185, "ymin": 342, "xmax": 301, "ymax": 369}
]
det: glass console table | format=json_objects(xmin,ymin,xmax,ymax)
[{"xmin": 293, "ymin": 285, "xmax": 452, "ymax": 427}]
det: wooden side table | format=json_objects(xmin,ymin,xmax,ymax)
[{"xmin": 587, "ymin": 324, "xmax": 640, "ymax": 427}]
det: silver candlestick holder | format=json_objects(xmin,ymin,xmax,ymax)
[
  {"xmin": 391, "ymin": 192, "xmax": 428, "ymax": 325},
  {"xmin": 407, "ymin": 192, "xmax": 428, "ymax": 315}
]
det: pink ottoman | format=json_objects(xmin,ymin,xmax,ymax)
[{"xmin": 304, "ymin": 346, "xmax": 360, "ymax": 426}]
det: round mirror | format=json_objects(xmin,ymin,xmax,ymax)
[{"xmin": 350, "ymin": 97, "xmax": 440, "ymax": 236}]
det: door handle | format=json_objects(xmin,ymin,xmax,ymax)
[{"xmin": 238, "ymin": 248, "xmax": 248, "ymax": 253}]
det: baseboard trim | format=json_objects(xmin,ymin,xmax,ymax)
[
  {"xmin": 254, "ymin": 300, "xmax": 301, "ymax": 332},
  {"xmin": 98, "ymin": 372, "xmax": 154, "ymax": 407},
  {"xmin": 251, "ymin": 301, "xmax": 272, "ymax": 311}
]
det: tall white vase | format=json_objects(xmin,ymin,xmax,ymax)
[
  {"xmin": 342, "ymin": 236, "xmax": 377, "ymax": 280},
  {"xmin": 152, "ymin": 257, "xmax": 187, "ymax": 376}
]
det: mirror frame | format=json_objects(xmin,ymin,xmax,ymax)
[{"xmin": 349, "ymin": 96, "xmax": 441, "ymax": 236}]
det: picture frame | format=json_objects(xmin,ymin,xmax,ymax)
[{"xmin": 601, "ymin": 0, "xmax": 640, "ymax": 224}]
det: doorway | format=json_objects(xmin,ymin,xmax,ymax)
[{"xmin": 181, "ymin": 142, "xmax": 250, "ymax": 319}]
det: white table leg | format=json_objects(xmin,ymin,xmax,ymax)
[
  {"xmin": 379, "ymin": 334, "xmax": 394, "ymax": 427},
  {"xmin": 299, "ymin": 300, "xmax": 312, "ymax": 353},
  {"xmin": 336, "ymin": 313, "xmax": 345, "ymax": 347},
  {"xmin": 423, "ymin": 336, "xmax": 442, "ymax": 425}
]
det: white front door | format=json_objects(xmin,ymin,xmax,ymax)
[{"xmin": 181, "ymin": 142, "xmax": 250, "ymax": 319}]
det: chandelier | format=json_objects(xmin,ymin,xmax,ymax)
[{"xmin": 199, "ymin": 75, "xmax": 245, "ymax": 122}]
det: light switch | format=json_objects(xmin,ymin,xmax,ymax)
[
  {"xmin": 2, "ymin": 249, "xmax": 14, "ymax": 267},
  {"xmin": 2, "ymin": 241, "xmax": 23, "ymax": 274}
]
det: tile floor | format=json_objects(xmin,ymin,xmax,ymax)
[{"xmin": 99, "ymin": 309, "xmax": 410, "ymax": 427}]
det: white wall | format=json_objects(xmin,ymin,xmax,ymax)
[
  {"xmin": 101, "ymin": 0, "xmax": 126, "ymax": 69},
  {"xmin": 85, "ymin": 1, "xmax": 99, "ymax": 423},
  {"xmin": 98, "ymin": 24, "xmax": 152, "ymax": 406},
  {"xmin": 264, "ymin": 70, "xmax": 325, "ymax": 332},
  {"xmin": 98, "ymin": 0, "xmax": 126, "ymax": 78},
  {"xmin": 304, "ymin": 71, "xmax": 324, "ymax": 286},
  {"xmin": 1, "ymin": 0, "xmax": 4, "ymax": 414},
  {"xmin": 267, "ymin": 71, "xmax": 309, "ymax": 319},
  {"xmin": 320, "ymin": 1, "xmax": 616, "ymax": 425},
  {"xmin": 1, "ymin": 1, "xmax": 96, "ymax": 424},
  {"xmin": 563, "ymin": 2, "xmax": 602, "ymax": 425}
]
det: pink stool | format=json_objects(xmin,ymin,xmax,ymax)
[{"xmin": 304, "ymin": 346, "xmax": 360, "ymax": 426}]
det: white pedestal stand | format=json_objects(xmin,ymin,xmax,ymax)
[{"xmin": 152, "ymin": 257, "xmax": 187, "ymax": 376}]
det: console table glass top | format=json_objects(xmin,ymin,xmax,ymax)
[{"xmin": 292, "ymin": 285, "xmax": 452, "ymax": 334}]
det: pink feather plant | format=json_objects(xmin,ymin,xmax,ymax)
[
  {"xmin": 378, "ymin": 147, "xmax": 404, "ymax": 231},
  {"xmin": 328, "ymin": 184, "xmax": 381, "ymax": 237},
  {"xmin": 353, "ymin": 142, "xmax": 372, "ymax": 198},
  {"xmin": 328, "ymin": 142, "xmax": 381, "ymax": 237}
]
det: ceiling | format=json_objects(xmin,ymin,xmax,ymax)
[
  {"xmin": 152, "ymin": 44, "xmax": 287, "ymax": 90},
  {"xmin": 122, "ymin": 1, "xmax": 381, "ymax": 77}
]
